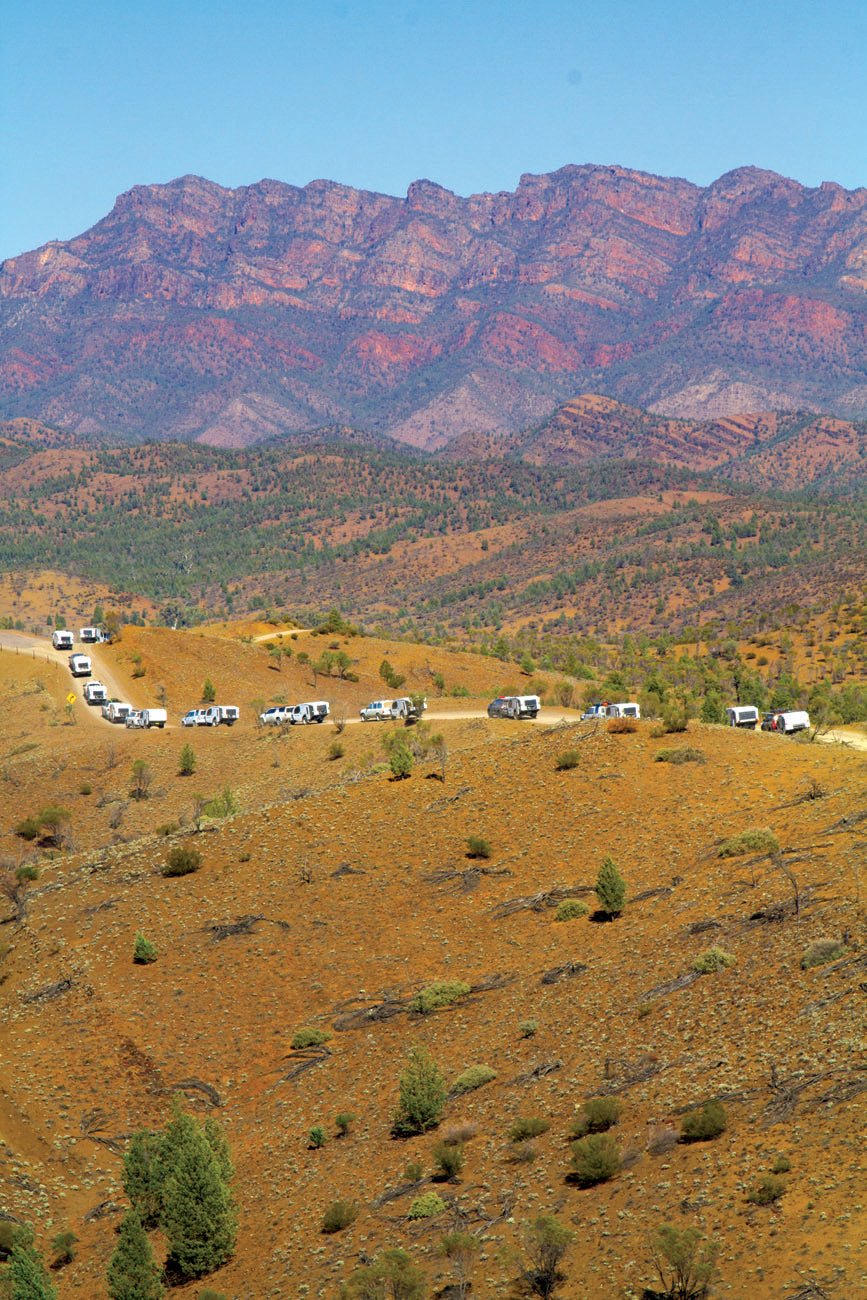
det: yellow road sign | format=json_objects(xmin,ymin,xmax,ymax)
[{"xmin": 66, "ymin": 692, "xmax": 77, "ymax": 705}]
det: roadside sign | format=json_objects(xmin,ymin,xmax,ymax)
[{"xmin": 66, "ymin": 692, "xmax": 77, "ymax": 705}]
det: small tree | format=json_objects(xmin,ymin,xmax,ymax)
[
  {"xmin": 389, "ymin": 740, "xmax": 413, "ymax": 780},
  {"xmin": 595, "ymin": 856, "xmax": 626, "ymax": 918},
  {"xmin": 50, "ymin": 1230, "xmax": 77, "ymax": 1268},
  {"xmin": 178, "ymin": 744, "xmax": 196, "ymax": 777},
  {"xmin": 524, "ymin": 1214, "xmax": 574, "ymax": 1298},
  {"xmin": 340, "ymin": 1248, "xmax": 425, "ymax": 1300},
  {"xmin": 4, "ymin": 1228, "xmax": 57, "ymax": 1300},
  {"xmin": 649, "ymin": 1223, "xmax": 719, "ymax": 1300},
  {"xmin": 160, "ymin": 1107, "xmax": 236, "ymax": 1279},
  {"xmin": 106, "ymin": 1210, "xmax": 164, "ymax": 1300},
  {"xmin": 122, "ymin": 1130, "xmax": 164, "ymax": 1228},
  {"xmin": 440, "ymin": 1231, "xmax": 479, "ymax": 1300},
  {"xmin": 133, "ymin": 933, "xmax": 158, "ymax": 965},
  {"xmin": 570, "ymin": 1133, "xmax": 621, "ymax": 1186},
  {"xmin": 130, "ymin": 760, "xmax": 153, "ymax": 801},
  {"xmin": 201, "ymin": 679, "xmax": 216, "ymax": 704},
  {"xmin": 394, "ymin": 1045, "xmax": 446, "ymax": 1136}
]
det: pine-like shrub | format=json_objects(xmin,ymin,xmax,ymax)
[
  {"xmin": 569, "ymin": 1133, "xmax": 621, "ymax": 1187},
  {"xmin": 107, "ymin": 1211, "xmax": 163, "ymax": 1300},
  {"xmin": 133, "ymin": 933, "xmax": 158, "ymax": 965},
  {"xmin": 393, "ymin": 1045, "xmax": 447, "ymax": 1136},
  {"xmin": 595, "ymin": 857, "xmax": 626, "ymax": 917}
]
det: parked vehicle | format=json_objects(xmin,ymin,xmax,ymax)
[
  {"xmin": 196, "ymin": 708, "xmax": 217, "ymax": 726},
  {"xmin": 79, "ymin": 626, "xmax": 101, "ymax": 643},
  {"xmin": 102, "ymin": 701, "xmax": 132, "ymax": 724},
  {"xmin": 360, "ymin": 699, "xmax": 396, "ymax": 722},
  {"xmin": 726, "ymin": 705, "xmax": 759, "ymax": 729},
  {"xmin": 125, "ymin": 710, "xmax": 145, "ymax": 728},
  {"xmin": 52, "ymin": 630, "xmax": 74, "ymax": 650},
  {"xmin": 83, "ymin": 680, "xmax": 107, "ymax": 705},
  {"xmin": 515, "ymin": 694, "xmax": 541, "ymax": 719},
  {"xmin": 487, "ymin": 696, "xmax": 519, "ymax": 719},
  {"xmin": 605, "ymin": 702, "xmax": 640, "ymax": 719},
  {"xmin": 762, "ymin": 710, "xmax": 810, "ymax": 735},
  {"xmin": 181, "ymin": 709, "xmax": 200, "ymax": 727},
  {"xmin": 142, "ymin": 708, "xmax": 167, "ymax": 729},
  {"xmin": 391, "ymin": 696, "xmax": 426, "ymax": 721},
  {"xmin": 68, "ymin": 653, "xmax": 92, "ymax": 677},
  {"xmin": 259, "ymin": 705, "xmax": 291, "ymax": 726},
  {"xmin": 289, "ymin": 701, "xmax": 330, "ymax": 724},
  {"xmin": 582, "ymin": 702, "xmax": 608, "ymax": 720},
  {"xmin": 217, "ymin": 705, "xmax": 240, "ymax": 726}
]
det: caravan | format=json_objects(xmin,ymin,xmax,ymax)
[
  {"xmin": 52, "ymin": 630, "xmax": 74, "ymax": 650},
  {"xmin": 68, "ymin": 653, "xmax": 92, "ymax": 677},
  {"xmin": 83, "ymin": 680, "xmax": 107, "ymax": 706},
  {"xmin": 726, "ymin": 705, "xmax": 759, "ymax": 729},
  {"xmin": 289, "ymin": 701, "xmax": 330, "ymax": 725}
]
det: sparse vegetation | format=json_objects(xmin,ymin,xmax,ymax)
[
  {"xmin": 335, "ymin": 1112, "xmax": 355, "ymax": 1137},
  {"xmin": 410, "ymin": 979, "xmax": 471, "ymax": 1015},
  {"xmin": 554, "ymin": 898, "xmax": 588, "ymax": 921},
  {"xmin": 328, "ymin": 740, "xmax": 345, "ymax": 761},
  {"xmin": 440, "ymin": 1231, "xmax": 479, "ymax": 1300},
  {"xmin": 648, "ymin": 1223, "xmax": 719, "ymax": 1300},
  {"xmin": 524, "ymin": 1213, "xmax": 574, "ymax": 1298},
  {"xmin": 518, "ymin": 1018, "xmax": 539, "ymax": 1038},
  {"xmin": 570, "ymin": 1132, "xmax": 622, "ymax": 1186},
  {"xmin": 655, "ymin": 747, "xmax": 705, "ymax": 764},
  {"xmin": 595, "ymin": 856, "xmax": 626, "ymax": 917},
  {"xmin": 162, "ymin": 844, "xmax": 201, "ymax": 877},
  {"xmin": 555, "ymin": 748, "xmax": 580, "ymax": 771},
  {"xmin": 451, "ymin": 1064, "xmax": 497, "ymax": 1094},
  {"xmin": 466, "ymin": 835, "xmax": 491, "ymax": 859},
  {"xmin": 432, "ymin": 1139, "xmax": 464, "ymax": 1181},
  {"xmin": 801, "ymin": 938, "xmax": 847, "ymax": 968},
  {"xmin": 340, "ymin": 1248, "xmax": 425, "ymax": 1299}
]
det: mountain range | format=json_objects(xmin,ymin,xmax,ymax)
[{"xmin": 1, "ymin": 164, "xmax": 867, "ymax": 449}]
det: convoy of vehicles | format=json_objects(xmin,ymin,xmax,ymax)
[
  {"xmin": 581, "ymin": 701, "xmax": 641, "ymax": 720},
  {"xmin": 360, "ymin": 697, "xmax": 426, "ymax": 722},
  {"xmin": 259, "ymin": 701, "xmax": 330, "ymax": 726},
  {"xmin": 487, "ymin": 694, "xmax": 541, "ymax": 720}
]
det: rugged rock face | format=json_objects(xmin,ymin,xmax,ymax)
[{"xmin": 2, "ymin": 165, "xmax": 866, "ymax": 446}]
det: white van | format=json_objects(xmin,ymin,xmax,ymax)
[
  {"xmin": 726, "ymin": 705, "xmax": 759, "ymax": 729},
  {"xmin": 605, "ymin": 702, "xmax": 641, "ymax": 719},
  {"xmin": 83, "ymin": 680, "xmax": 107, "ymax": 705},
  {"xmin": 289, "ymin": 701, "xmax": 330, "ymax": 725},
  {"xmin": 142, "ymin": 708, "xmax": 168, "ymax": 729},
  {"xmin": 68, "ymin": 653, "xmax": 92, "ymax": 677},
  {"xmin": 52, "ymin": 630, "xmax": 74, "ymax": 650},
  {"xmin": 79, "ymin": 626, "xmax": 100, "ymax": 643}
]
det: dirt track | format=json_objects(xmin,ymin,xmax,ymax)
[{"xmin": 0, "ymin": 631, "xmax": 133, "ymax": 727}]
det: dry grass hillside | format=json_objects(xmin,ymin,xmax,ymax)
[{"xmin": 1, "ymin": 623, "xmax": 866, "ymax": 1298}]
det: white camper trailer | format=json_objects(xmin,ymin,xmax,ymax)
[
  {"xmin": 52, "ymin": 630, "xmax": 74, "ymax": 650},
  {"xmin": 726, "ymin": 705, "xmax": 759, "ymax": 729},
  {"xmin": 289, "ymin": 701, "xmax": 330, "ymax": 724},
  {"xmin": 68, "ymin": 653, "xmax": 92, "ymax": 677}
]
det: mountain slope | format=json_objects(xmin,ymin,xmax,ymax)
[{"xmin": 2, "ymin": 165, "xmax": 867, "ymax": 446}]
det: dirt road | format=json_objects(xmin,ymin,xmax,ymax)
[
  {"xmin": 0, "ymin": 631, "xmax": 132, "ymax": 728},
  {"xmin": 815, "ymin": 727, "xmax": 867, "ymax": 753}
]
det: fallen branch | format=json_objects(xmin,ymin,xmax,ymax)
[
  {"xmin": 512, "ymin": 1060, "xmax": 562, "ymax": 1086},
  {"xmin": 541, "ymin": 961, "xmax": 587, "ymax": 985},
  {"xmin": 492, "ymin": 884, "xmax": 592, "ymax": 919},
  {"xmin": 639, "ymin": 971, "xmax": 699, "ymax": 1003}
]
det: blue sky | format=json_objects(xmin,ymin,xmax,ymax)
[{"xmin": 2, "ymin": 0, "xmax": 866, "ymax": 261}]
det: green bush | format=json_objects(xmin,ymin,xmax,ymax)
[
  {"xmin": 680, "ymin": 1100, "xmax": 727, "ymax": 1142},
  {"xmin": 328, "ymin": 741, "xmax": 345, "ymax": 761},
  {"xmin": 411, "ymin": 980, "xmax": 471, "ymax": 1015},
  {"xmin": 692, "ymin": 947, "xmax": 736, "ymax": 974},
  {"xmin": 179, "ymin": 744, "xmax": 196, "ymax": 777},
  {"xmin": 717, "ymin": 828, "xmax": 779, "ymax": 858},
  {"xmin": 451, "ymin": 1064, "xmax": 497, "ymax": 1095},
  {"xmin": 801, "ymin": 938, "xmax": 847, "ymax": 969},
  {"xmin": 14, "ymin": 816, "xmax": 40, "ymax": 841},
  {"xmin": 771, "ymin": 1154, "xmax": 791, "ymax": 1174},
  {"xmin": 198, "ymin": 1292, "xmax": 228, "ymax": 1300},
  {"xmin": 162, "ymin": 844, "xmax": 201, "ymax": 877},
  {"xmin": 308, "ymin": 1125, "xmax": 327, "ymax": 1149},
  {"xmin": 394, "ymin": 1045, "xmax": 447, "ymax": 1136},
  {"xmin": 292, "ymin": 1027, "xmax": 331, "ymax": 1050},
  {"xmin": 595, "ymin": 856, "xmax": 626, "ymax": 917},
  {"xmin": 389, "ymin": 741, "xmax": 413, "ymax": 780},
  {"xmin": 649, "ymin": 1224, "xmax": 719, "ymax": 1300},
  {"xmin": 335, "ymin": 1112, "xmax": 355, "ymax": 1137},
  {"xmin": 50, "ymin": 1230, "xmax": 77, "ymax": 1267},
  {"xmin": 747, "ymin": 1174, "xmax": 786, "ymax": 1205},
  {"xmin": 133, "ymin": 933, "xmax": 158, "ymax": 965},
  {"xmin": 466, "ymin": 835, "xmax": 492, "ymax": 859},
  {"xmin": 554, "ymin": 898, "xmax": 588, "ymax": 922},
  {"xmin": 432, "ymin": 1140, "xmax": 464, "ymax": 1181},
  {"xmin": 655, "ymin": 747, "xmax": 705, "ymax": 764},
  {"xmin": 570, "ymin": 1132, "xmax": 621, "ymax": 1186},
  {"xmin": 509, "ymin": 1116, "xmax": 550, "ymax": 1143},
  {"xmin": 571, "ymin": 1097, "xmax": 620, "ymax": 1138},
  {"xmin": 661, "ymin": 701, "xmax": 689, "ymax": 733},
  {"xmin": 407, "ymin": 1192, "xmax": 446, "ymax": 1220},
  {"xmin": 518, "ymin": 1018, "xmax": 538, "ymax": 1039},
  {"xmin": 555, "ymin": 749, "xmax": 581, "ymax": 771},
  {"xmin": 321, "ymin": 1200, "xmax": 358, "ymax": 1233},
  {"xmin": 16, "ymin": 864, "xmax": 39, "ymax": 883}
]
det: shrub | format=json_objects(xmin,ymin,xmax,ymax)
[
  {"xmin": 466, "ymin": 835, "xmax": 491, "ymax": 859},
  {"xmin": 801, "ymin": 938, "xmax": 847, "ymax": 969},
  {"xmin": 509, "ymin": 1116, "xmax": 550, "ymax": 1143},
  {"xmin": 291, "ymin": 1027, "xmax": 331, "ymax": 1050},
  {"xmin": 451, "ymin": 1064, "xmax": 497, "ymax": 1095},
  {"xmin": 179, "ymin": 744, "xmax": 196, "ymax": 777},
  {"xmin": 14, "ymin": 816, "xmax": 40, "ymax": 841},
  {"xmin": 717, "ymin": 828, "xmax": 779, "ymax": 858},
  {"xmin": 440, "ymin": 1230, "xmax": 479, "ymax": 1299},
  {"xmin": 16, "ymin": 864, "xmax": 39, "ymax": 883},
  {"xmin": 555, "ymin": 749, "xmax": 580, "ymax": 771},
  {"xmin": 692, "ymin": 947, "xmax": 736, "ymax": 974},
  {"xmin": 649, "ymin": 1224, "xmax": 719, "ymax": 1300},
  {"xmin": 203, "ymin": 787, "xmax": 238, "ymax": 820},
  {"xmin": 661, "ymin": 701, "xmax": 689, "ymax": 733},
  {"xmin": 655, "ymin": 747, "xmax": 705, "ymax": 764},
  {"xmin": 595, "ymin": 856, "xmax": 626, "ymax": 917},
  {"xmin": 554, "ymin": 898, "xmax": 588, "ymax": 922},
  {"xmin": 107, "ymin": 1210, "xmax": 162, "ymax": 1300},
  {"xmin": 198, "ymin": 1292, "xmax": 228, "ymax": 1300},
  {"xmin": 321, "ymin": 1199, "xmax": 357, "ymax": 1233},
  {"xmin": 680, "ymin": 1100, "xmax": 727, "ymax": 1142},
  {"xmin": 407, "ymin": 1191, "xmax": 446, "ymax": 1219},
  {"xmin": 432, "ymin": 1140, "xmax": 464, "ymax": 1181},
  {"xmin": 394, "ymin": 1045, "xmax": 447, "ymax": 1136},
  {"xmin": 335, "ymin": 1112, "xmax": 355, "ymax": 1137},
  {"xmin": 79, "ymin": 782, "xmax": 92, "ymax": 795},
  {"xmin": 524, "ymin": 1213, "xmax": 574, "ymax": 1298},
  {"xmin": 341, "ymin": 1249, "xmax": 425, "ymax": 1300},
  {"xmin": 133, "ymin": 933, "xmax": 158, "ymax": 965},
  {"xmin": 771, "ymin": 1154, "xmax": 791, "ymax": 1174},
  {"xmin": 518, "ymin": 1018, "xmax": 538, "ymax": 1038},
  {"xmin": 201, "ymin": 679, "xmax": 216, "ymax": 703},
  {"xmin": 162, "ymin": 844, "xmax": 201, "ymax": 877},
  {"xmin": 747, "ymin": 1174, "xmax": 786, "ymax": 1206},
  {"xmin": 328, "ymin": 741, "xmax": 345, "ymax": 761},
  {"xmin": 308, "ymin": 1125, "xmax": 327, "ymax": 1149},
  {"xmin": 570, "ymin": 1132, "xmax": 621, "ymax": 1186},
  {"xmin": 571, "ymin": 1097, "xmax": 620, "ymax": 1138},
  {"xmin": 389, "ymin": 741, "xmax": 413, "ymax": 780},
  {"xmin": 411, "ymin": 979, "xmax": 471, "ymax": 1015},
  {"xmin": 50, "ymin": 1230, "xmax": 77, "ymax": 1267}
]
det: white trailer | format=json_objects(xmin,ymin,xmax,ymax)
[
  {"xmin": 79, "ymin": 626, "xmax": 101, "ymax": 643},
  {"xmin": 52, "ymin": 630, "xmax": 74, "ymax": 650},
  {"xmin": 391, "ymin": 696, "xmax": 426, "ymax": 721},
  {"xmin": 217, "ymin": 705, "xmax": 239, "ymax": 726},
  {"xmin": 83, "ymin": 680, "xmax": 107, "ymax": 705},
  {"xmin": 726, "ymin": 705, "xmax": 759, "ymax": 728},
  {"xmin": 605, "ymin": 702, "xmax": 641, "ymax": 719},
  {"xmin": 142, "ymin": 708, "xmax": 168, "ymax": 729},
  {"xmin": 68, "ymin": 653, "xmax": 92, "ymax": 677},
  {"xmin": 102, "ymin": 701, "xmax": 132, "ymax": 724},
  {"xmin": 764, "ymin": 710, "xmax": 810, "ymax": 735},
  {"xmin": 289, "ymin": 701, "xmax": 330, "ymax": 724}
]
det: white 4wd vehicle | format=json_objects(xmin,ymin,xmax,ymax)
[
  {"xmin": 259, "ymin": 706, "xmax": 291, "ymax": 726},
  {"xmin": 360, "ymin": 700, "xmax": 394, "ymax": 722}
]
